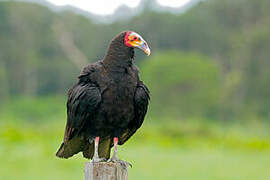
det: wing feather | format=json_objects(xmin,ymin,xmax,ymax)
[
  {"xmin": 119, "ymin": 81, "xmax": 150, "ymax": 145},
  {"xmin": 63, "ymin": 83, "xmax": 101, "ymax": 143}
]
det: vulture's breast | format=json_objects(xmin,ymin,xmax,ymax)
[{"xmin": 100, "ymin": 67, "xmax": 137, "ymax": 128}]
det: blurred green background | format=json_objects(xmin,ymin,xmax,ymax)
[{"xmin": 1, "ymin": 0, "xmax": 270, "ymax": 179}]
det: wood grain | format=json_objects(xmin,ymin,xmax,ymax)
[{"xmin": 85, "ymin": 162, "xmax": 128, "ymax": 180}]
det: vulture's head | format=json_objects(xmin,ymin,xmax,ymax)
[
  {"xmin": 106, "ymin": 31, "xmax": 151, "ymax": 62},
  {"xmin": 124, "ymin": 31, "xmax": 151, "ymax": 56}
]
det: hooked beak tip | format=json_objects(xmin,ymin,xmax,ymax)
[
  {"xmin": 144, "ymin": 48, "xmax": 151, "ymax": 56},
  {"xmin": 135, "ymin": 39, "xmax": 151, "ymax": 56}
]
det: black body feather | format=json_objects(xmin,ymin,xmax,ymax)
[{"xmin": 56, "ymin": 32, "xmax": 150, "ymax": 159}]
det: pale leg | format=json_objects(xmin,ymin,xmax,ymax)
[
  {"xmin": 107, "ymin": 137, "xmax": 132, "ymax": 168},
  {"xmin": 91, "ymin": 136, "xmax": 105, "ymax": 162}
]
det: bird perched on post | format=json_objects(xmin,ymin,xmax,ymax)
[{"xmin": 56, "ymin": 31, "xmax": 151, "ymax": 167}]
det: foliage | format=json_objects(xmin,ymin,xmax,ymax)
[
  {"xmin": 0, "ymin": 96, "xmax": 65, "ymax": 123},
  {"xmin": 0, "ymin": 0, "xmax": 270, "ymax": 121},
  {"xmin": 140, "ymin": 51, "xmax": 221, "ymax": 119}
]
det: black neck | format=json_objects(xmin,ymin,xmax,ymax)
[{"xmin": 103, "ymin": 34, "xmax": 134, "ymax": 70}]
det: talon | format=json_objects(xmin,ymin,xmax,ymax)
[
  {"xmin": 91, "ymin": 157, "xmax": 106, "ymax": 163},
  {"xmin": 127, "ymin": 161, "xmax": 132, "ymax": 168},
  {"xmin": 107, "ymin": 137, "xmax": 132, "ymax": 169},
  {"xmin": 107, "ymin": 158, "xmax": 132, "ymax": 169}
]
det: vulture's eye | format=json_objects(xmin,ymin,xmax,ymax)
[{"xmin": 133, "ymin": 36, "xmax": 137, "ymax": 41}]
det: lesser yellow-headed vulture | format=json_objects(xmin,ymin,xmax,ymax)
[{"xmin": 56, "ymin": 31, "xmax": 150, "ymax": 167}]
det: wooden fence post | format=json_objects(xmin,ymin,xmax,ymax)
[{"xmin": 84, "ymin": 162, "xmax": 128, "ymax": 180}]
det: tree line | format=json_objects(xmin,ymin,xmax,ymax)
[{"xmin": 0, "ymin": 0, "xmax": 269, "ymax": 121}]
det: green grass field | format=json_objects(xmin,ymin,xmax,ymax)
[
  {"xmin": 2, "ymin": 121, "xmax": 270, "ymax": 180},
  {"xmin": 1, "ymin": 97, "xmax": 270, "ymax": 179}
]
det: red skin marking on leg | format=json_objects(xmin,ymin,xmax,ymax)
[
  {"xmin": 114, "ymin": 137, "xmax": 119, "ymax": 145},
  {"xmin": 95, "ymin": 136, "xmax": 100, "ymax": 144}
]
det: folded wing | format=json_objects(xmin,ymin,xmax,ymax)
[
  {"xmin": 119, "ymin": 81, "xmax": 150, "ymax": 145},
  {"xmin": 56, "ymin": 82, "xmax": 102, "ymax": 158}
]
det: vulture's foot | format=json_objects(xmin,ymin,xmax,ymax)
[
  {"xmin": 107, "ymin": 137, "xmax": 132, "ymax": 169},
  {"xmin": 107, "ymin": 157, "xmax": 132, "ymax": 169},
  {"xmin": 90, "ymin": 136, "xmax": 106, "ymax": 163},
  {"xmin": 91, "ymin": 157, "xmax": 106, "ymax": 163}
]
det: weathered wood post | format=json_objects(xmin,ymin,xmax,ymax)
[{"xmin": 85, "ymin": 162, "xmax": 128, "ymax": 180}]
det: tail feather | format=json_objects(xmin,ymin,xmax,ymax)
[
  {"xmin": 56, "ymin": 143, "xmax": 66, "ymax": 158},
  {"xmin": 82, "ymin": 138, "xmax": 112, "ymax": 160},
  {"xmin": 56, "ymin": 136, "xmax": 112, "ymax": 160},
  {"xmin": 56, "ymin": 136, "xmax": 85, "ymax": 158}
]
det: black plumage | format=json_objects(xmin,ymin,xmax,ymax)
[{"xmin": 56, "ymin": 31, "xmax": 150, "ymax": 160}]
